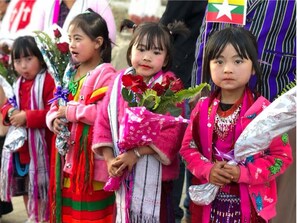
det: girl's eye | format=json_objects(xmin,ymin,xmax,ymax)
[
  {"xmin": 235, "ymin": 59, "xmax": 243, "ymax": 64},
  {"xmin": 213, "ymin": 59, "xmax": 223, "ymax": 64},
  {"xmin": 137, "ymin": 47, "xmax": 145, "ymax": 52},
  {"xmin": 153, "ymin": 50, "xmax": 161, "ymax": 55},
  {"xmin": 14, "ymin": 59, "xmax": 20, "ymax": 64}
]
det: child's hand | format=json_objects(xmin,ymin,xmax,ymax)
[
  {"xmin": 52, "ymin": 118, "xmax": 68, "ymax": 135},
  {"xmin": 106, "ymin": 158, "xmax": 121, "ymax": 177},
  {"xmin": 209, "ymin": 161, "xmax": 233, "ymax": 186},
  {"xmin": 112, "ymin": 150, "xmax": 139, "ymax": 175},
  {"xmin": 56, "ymin": 106, "xmax": 67, "ymax": 118},
  {"xmin": 9, "ymin": 110, "xmax": 26, "ymax": 127},
  {"xmin": 222, "ymin": 164, "xmax": 240, "ymax": 183}
]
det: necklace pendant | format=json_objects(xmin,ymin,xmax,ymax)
[{"xmin": 215, "ymin": 105, "xmax": 241, "ymax": 140}]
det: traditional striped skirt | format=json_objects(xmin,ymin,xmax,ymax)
[{"xmin": 61, "ymin": 178, "xmax": 115, "ymax": 223}]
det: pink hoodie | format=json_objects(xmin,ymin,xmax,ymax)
[{"xmin": 46, "ymin": 63, "xmax": 116, "ymax": 182}]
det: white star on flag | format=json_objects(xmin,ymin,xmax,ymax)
[{"xmin": 213, "ymin": 0, "xmax": 238, "ymax": 19}]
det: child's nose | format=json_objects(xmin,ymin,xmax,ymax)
[
  {"xmin": 223, "ymin": 63, "xmax": 233, "ymax": 73},
  {"xmin": 20, "ymin": 60, "xmax": 27, "ymax": 68},
  {"xmin": 143, "ymin": 53, "xmax": 151, "ymax": 61},
  {"xmin": 69, "ymin": 40, "xmax": 75, "ymax": 49}
]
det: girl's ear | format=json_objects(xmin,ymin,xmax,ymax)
[
  {"xmin": 162, "ymin": 56, "xmax": 169, "ymax": 69},
  {"xmin": 95, "ymin": 36, "xmax": 103, "ymax": 49},
  {"xmin": 252, "ymin": 68, "xmax": 256, "ymax": 75}
]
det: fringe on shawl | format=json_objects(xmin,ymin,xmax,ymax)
[
  {"xmin": 0, "ymin": 149, "xmax": 13, "ymax": 201},
  {"xmin": 129, "ymin": 211, "xmax": 159, "ymax": 223}
]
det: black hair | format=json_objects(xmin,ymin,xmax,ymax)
[
  {"xmin": 11, "ymin": 35, "xmax": 47, "ymax": 70},
  {"xmin": 68, "ymin": 8, "xmax": 112, "ymax": 63},
  {"xmin": 203, "ymin": 27, "xmax": 262, "ymax": 94},
  {"xmin": 121, "ymin": 19, "xmax": 189, "ymax": 72}
]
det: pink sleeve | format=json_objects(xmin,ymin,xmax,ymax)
[
  {"xmin": 65, "ymin": 65, "xmax": 115, "ymax": 125},
  {"xmin": 238, "ymin": 134, "xmax": 293, "ymax": 185},
  {"xmin": 92, "ymin": 80, "xmax": 114, "ymax": 156},
  {"xmin": 180, "ymin": 100, "xmax": 214, "ymax": 182}
]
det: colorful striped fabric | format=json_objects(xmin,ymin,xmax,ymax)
[
  {"xmin": 61, "ymin": 178, "xmax": 115, "ymax": 223},
  {"xmin": 192, "ymin": 0, "xmax": 296, "ymax": 102},
  {"xmin": 206, "ymin": 0, "xmax": 247, "ymax": 25}
]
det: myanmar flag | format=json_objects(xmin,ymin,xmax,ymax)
[{"xmin": 206, "ymin": 0, "xmax": 247, "ymax": 25}]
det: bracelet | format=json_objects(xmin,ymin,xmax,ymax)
[{"xmin": 133, "ymin": 149, "xmax": 142, "ymax": 158}]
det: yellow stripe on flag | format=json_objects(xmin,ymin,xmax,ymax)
[{"xmin": 208, "ymin": 0, "xmax": 244, "ymax": 5}]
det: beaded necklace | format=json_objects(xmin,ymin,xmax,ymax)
[{"xmin": 214, "ymin": 95, "xmax": 243, "ymax": 141}]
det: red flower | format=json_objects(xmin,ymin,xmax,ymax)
[
  {"xmin": 170, "ymin": 79, "xmax": 184, "ymax": 92},
  {"xmin": 56, "ymin": 42, "xmax": 69, "ymax": 54},
  {"xmin": 152, "ymin": 83, "xmax": 165, "ymax": 96},
  {"xmin": 53, "ymin": 29, "xmax": 62, "ymax": 38},
  {"xmin": 122, "ymin": 74, "xmax": 148, "ymax": 94},
  {"xmin": 161, "ymin": 75, "xmax": 175, "ymax": 90}
]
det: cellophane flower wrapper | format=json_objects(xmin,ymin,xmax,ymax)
[
  {"xmin": 103, "ymin": 106, "xmax": 189, "ymax": 191},
  {"xmin": 35, "ymin": 28, "xmax": 71, "ymax": 156},
  {"xmin": 234, "ymin": 86, "xmax": 296, "ymax": 161},
  {"xmin": 3, "ymin": 126, "xmax": 27, "ymax": 152},
  {"xmin": 3, "ymin": 96, "xmax": 27, "ymax": 152},
  {"xmin": 189, "ymin": 182, "xmax": 220, "ymax": 205},
  {"xmin": 117, "ymin": 106, "xmax": 189, "ymax": 149},
  {"xmin": 189, "ymin": 86, "xmax": 296, "ymax": 205}
]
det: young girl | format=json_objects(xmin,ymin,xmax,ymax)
[
  {"xmin": 46, "ymin": 9, "xmax": 116, "ymax": 223},
  {"xmin": 92, "ymin": 20, "xmax": 188, "ymax": 222},
  {"xmin": 0, "ymin": 36, "xmax": 55, "ymax": 222},
  {"xmin": 180, "ymin": 27, "xmax": 293, "ymax": 223}
]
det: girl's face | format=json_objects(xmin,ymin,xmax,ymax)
[
  {"xmin": 13, "ymin": 55, "xmax": 42, "ymax": 80},
  {"xmin": 130, "ymin": 35, "xmax": 167, "ymax": 82},
  {"xmin": 68, "ymin": 25, "xmax": 101, "ymax": 65},
  {"xmin": 210, "ymin": 44, "xmax": 254, "ymax": 101}
]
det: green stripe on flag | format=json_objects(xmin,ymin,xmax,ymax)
[{"xmin": 208, "ymin": 3, "xmax": 245, "ymax": 14}]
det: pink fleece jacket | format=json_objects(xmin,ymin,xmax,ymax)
[
  {"xmin": 92, "ymin": 69, "xmax": 186, "ymax": 181},
  {"xmin": 46, "ymin": 63, "xmax": 116, "ymax": 182},
  {"xmin": 180, "ymin": 89, "xmax": 293, "ymax": 223}
]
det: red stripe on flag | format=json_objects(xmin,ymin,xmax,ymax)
[{"xmin": 206, "ymin": 12, "xmax": 244, "ymax": 25}]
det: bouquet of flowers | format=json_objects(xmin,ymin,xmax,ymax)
[
  {"xmin": 103, "ymin": 72, "xmax": 210, "ymax": 191},
  {"xmin": 34, "ymin": 28, "xmax": 71, "ymax": 155},
  {"xmin": 118, "ymin": 73, "xmax": 209, "ymax": 148},
  {"xmin": 0, "ymin": 53, "xmax": 18, "ymax": 86}
]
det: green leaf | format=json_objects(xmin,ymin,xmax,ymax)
[
  {"xmin": 128, "ymin": 101, "xmax": 138, "ymax": 107},
  {"xmin": 174, "ymin": 83, "xmax": 210, "ymax": 102},
  {"xmin": 121, "ymin": 88, "xmax": 134, "ymax": 102},
  {"xmin": 168, "ymin": 105, "xmax": 182, "ymax": 117},
  {"xmin": 164, "ymin": 88, "xmax": 175, "ymax": 96}
]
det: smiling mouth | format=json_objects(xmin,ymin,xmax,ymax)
[{"xmin": 140, "ymin": 64, "xmax": 151, "ymax": 69}]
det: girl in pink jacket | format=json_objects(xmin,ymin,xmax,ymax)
[
  {"xmin": 92, "ymin": 20, "xmax": 188, "ymax": 223},
  {"xmin": 180, "ymin": 27, "xmax": 292, "ymax": 223},
  {"xmin": 46, "ymin": 10, "xmax": 116, "ymax": 223}
]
